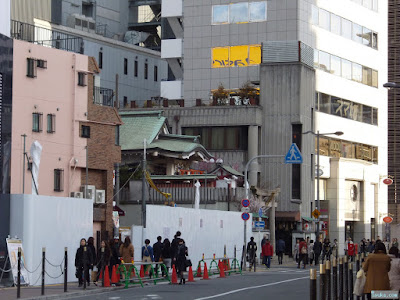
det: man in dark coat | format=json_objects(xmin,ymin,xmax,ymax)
[
  {"xmin": 247, "ymin": 237, "xmax": 257, "ymax": 270},
  {"xmin": 75, "ymin": 238, "xmax": 93, "ymax": 287},
  {"xmin": 313, "ymin": 237, "xmax": 322, "ymax": 265},
  {"xmin": 276, "ymin": 238, "xmax": 286, "ymax": 265},
  {"xmin": 153, "ymin": 236, "xmax": 163, "ymax": 274},
  {"xmin": 171, "ymin": 231, "xmax": 182, "ymax": 265}
]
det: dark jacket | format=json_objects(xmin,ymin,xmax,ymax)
[
  {"xmin": 75, "ymin": 246, "xmax": 93, "ymax": 268},
  {"xmin": 87, "ymin": 244, "xmax": 96, "ymax": 268},
  {"xmin": 110, "ymin": 243, "xmax": 120, "ymax": 266},
  {"xmin": 276, "ymin": 239, "xmax": 285, "ymax": 253},
  {"xmin": 171, "ymin": 237, "xmax": 182, "ymax": 259},
  {"xmin": 313, "ymin": 241, "xmax": 322, "ymax": 254},
  {"xmin": 162, "ymin": 242, "xmax": 172, "ymax": 259},
  {"xmin": 96, "ymin": 247, "xmax": 111, "ymax": 269},
  {"xmin": 153, "ymin": 241, "xmax": 163, "ymax": 262},
  {"xmin": 175, "ymin": 244, "xmax": 188, "ymax": 272},
  {"xmin": 247, "ymin": 241, "xmax": 257, "ymax": 257}
]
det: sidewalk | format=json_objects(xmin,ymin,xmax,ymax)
[{"xmin": 0, "ymin": 282, "xmax": 123, "ymax": 300}]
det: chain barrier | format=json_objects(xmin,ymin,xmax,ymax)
[
  {"xmin": 45, "ymin": 257, "xmax": 65, "ymax": 268},
  {"xmin": 24, "ymin": 261, "xmax": 42, "ymax": 274},
  {"xmin": 44, "ymin": 270, "xmax": 64, "ymax": 279},
  {"xmin": 45, "ymin": 257, "xmax": 64, "ymax": 278},
  {"xmin": 0, "ymin": 261, "xmax": 16, "ymax": 273}
]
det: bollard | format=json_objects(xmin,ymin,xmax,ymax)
[
  {"xmin": 361, "ymin": 253, "xmax": 365, "ymax": 300},
  {"xmin": 326, "ymin": 260, "xmax": 331, "ymax": 300},
  {"xmin": 332, "ymin": 257, "xmax": 338, "ymax": 300},
  {"xmin": 339, "ymin": 257, "xmax": 343, "ymax": 300},
  {"xmin": 234, "ymin": 245, "xmax": 236, "ymax": 260},
  {"xmin": 17, "ymin": 247, "xmax": 21, "ymax": 299},
  {"xmin": 41, "ymin": 247, "xmax": 45, "ymax": 295},
  {"xmin": 320, "ymin": 264, "xmax": 327, "ymax": 300},
  {"xmin": 310, "ymin": 269, "xmax": 317, "ymax": 300},
  {"xmin": 355, "ymin": 255, "xmax": 360, "ymax": 300},
  {"xmin": 349, "ymin": 263, "xmax": 354, "ymax": 298},
  {"xmin": 344, "ymin": 256, "xmax": 349, "ymax": 300},
  {"xmin": 64, "ymin": 247, "xmax": 68, "ymax": 293},
  {"xmin": 83, "ymin": 246, "xmax": 87, "ymax": 290}
]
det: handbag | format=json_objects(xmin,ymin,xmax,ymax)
[
  {"xmin": 353, "ymin": 269, "xmax": 366, "ymax": 296},
  {"xmin": 185, "ymin": 259, "xmax": 192, "ymax": 267}
]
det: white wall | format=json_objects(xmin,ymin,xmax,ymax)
[
  {"xmin": 0, "ymin": 0, "xmax": 10, "ymax": 37},
  {"xmin": 135, "ymin": 205, "xmax": 252, "ymax": 265},
  {"xmin": 9, "ymin": 194, "xmax": 93, "ymax": 285}
]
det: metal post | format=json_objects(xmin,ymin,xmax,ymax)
[
  {"xmin": 64, "ymin": 247, "xmax": 68, "ymax": 293},
  {"xmin": 17, "ymin": 247, "xmax": 21, "ymax": 299},
  {"xmin": 349, "ymin": 263, "xmax": 353, "ymax": 299},
  {"xmin": 234, "ymin": 245, "xmax": 236, "ymax": 260},
  {"xmin": 41, "ymin": 247, "xmax": 45, "ymax": 295},
  {"xmin": 83, "ymin": 246, "xmax": 87, "ymax": 289},
  {"xmin": 320, "ymin": 263, "xmax": 326, "ymax": 300},
  {"xmin": 316, "ymin": 131, "xmax": 320, "ymax": 240},
  {"xmin": 332, "ymin": 257, "xmax": 338, "ymax": 300},
  {"xmin": 339, "ymin": 257, "xmax": 343, "ymax": 300},
  {"xmin": 22, "ymin": 134, "xmax": 26, "ymax": 193},
  {"xmin": 142, "ymin": 139, "xmax": 147, "ymax": 228},
  {"xmin": 355, "ymin": 255, "xmax": 360, "ymax": 300},
  {"xmin": 326, "ymin": 260, "xmax": 331, "ymax": 300},
  {"xmin": 85, "ymin": 146, "xmax": 88, "ymax": 198},
  {"xmin": 344, "ymin": 256, "xmax": 348, "ymax": 300},
  {"xmin": 310, "ymin": 269, "xmax": 317, "ymax": 300}
]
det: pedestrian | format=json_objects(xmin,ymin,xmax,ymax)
[
  {"xmin": 313, "ymin": 237, "xmax": 322, "ymax": 265},
  {"xmin": 109, "ymin": 238, "xmax": 121, "ymax": 275},
  {"xmin": 294, "ymin": 239, "xmax": 300, "ymax": 263},
  {"xmin": 388, "ymin": 246, "xmax": 400, "ymax": 291},
  {"xmin": 384, "ymin": 238, "xmax": 390, "ymax": 252},
  {"xmin": 175, "ymin": 239, "xmax": 188, "ymax": 284},
  {"xmin": 171, "ymin": 231, "xmax": 182, "ymax": 266},
  {"xmin": 360, "ymin": 238, "xmax": 367, "ymax": 255},
  {"xmin": 346, "ymin": 237, "xmax": 355, "ymax": 261},
  {"xmin": 276, "ymin": 237, "xmax": 285, "ymax": 265},
  {"xmin": 247, "ymin": 237, "xmax": 257, "ymax": 271},
  {"xmin": 298, "ymin": 238, "xmax": 308, "ymax": 269},
  {"xmin": 322, "ymin": 238, "xmax": 331, "ymax": 262},
  {"xmin": 368, "ymin": 239, "xmax": 375, "ymax": 254},
  {"xmin": 308, "ymin": 240, "xmax": 314, "ymax": 265},
  {"xmin": 332, "ymin": 239, "xmax": 338, "ymax": 258},
  {"xmin": 393, "ymin": 238, "xmax": 399, "ymax": 249},
  {"xmin": 261, "ymin": 234, "xmax": 268, "ymax": 247},
  {"xmin": 87, "ymin": 237, "xmax": 96, "ymax": 283},
  {"xmin": 153, "ymin": 236, "xmax": 163, "ymax": 275},
  {"xmin": 363, "ymin": 242, "xmax": 391, "ymax": 299},
  {"xmin": 75, "ymin": 238, "xmax": 93, "ymax": 287},
  {"xmin": 119, "ymin": 237, "xmax": 134, "ymax": 264},
  {"xmin": 162, "ymin": 238, "xmax": 172, "ymax": 276},
  {"xmin": 94, "ymin": 240, "xmax": 110, "ymax": 285},
  {"xmin": 142, "ymin": 239, "xmax": 154, "ymax": 262},
  {"xmin": 262, "ymin": 239, "xmax": 273, "ymax": 269}
]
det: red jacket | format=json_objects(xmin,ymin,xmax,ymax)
[
  {"xmin": 299, "ymin": 241, "xmax": 308, "ymax": 254},
  {"xmin": 262, "ymin": 242, "xmax": 273, "ymax": 256}
]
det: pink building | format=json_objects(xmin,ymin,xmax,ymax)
[{"xmin": 11, "ymin": 39, "xmax": 89, "ymax": 197}]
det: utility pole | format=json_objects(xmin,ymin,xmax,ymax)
[{"xmin": 142, "ymin": 139, "xmax": 147, "ymax": 228}]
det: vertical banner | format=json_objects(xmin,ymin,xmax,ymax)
[{"xmin": 6, "ymin": 238, "xmax": 29, "ymax": 285}]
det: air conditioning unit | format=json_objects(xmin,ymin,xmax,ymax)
[
  {"xmin": 70, "ymin": 192, "xmax": 83, "ymax": 198},
  {"xmin": 68, "ymin": 14, "xmax": 96, "ymax": 33},
  {"xmin": 81, "ymin": 185, "xmax": 96, "ymax": 202},
  {"xmin": 95, "ymin": 190, "xmax": 105, "ymax": 204}
]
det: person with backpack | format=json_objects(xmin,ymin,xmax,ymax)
[
  {"xmin": 142, "ymin": 239, "xmax": 154, "ymax": 262},
  {"xmin": 298, "ymin": 238, "xmax": 308, "ymax": 269}
]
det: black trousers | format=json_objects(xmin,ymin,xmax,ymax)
[
  {"xmin": 76, "ymin": 266, "xmax": 90, "ymax": 284},
  {"xmin": 314, "ymin": 253, "xmax": 321, "ymax": 265},
  {"xmin": 298, "ymin": 254, "xmax": 307, "ymax": 267},
  {"xmin": 277, "ymin": 251, "xmax": 283, "ymax": 264}
]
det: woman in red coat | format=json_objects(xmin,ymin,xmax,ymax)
[{"xmin": 262, "ymin": 240, "xmax": 274, "ymax": 269}]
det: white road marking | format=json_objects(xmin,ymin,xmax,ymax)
[
  {"xmin": 194, "ymin": 276, "xmax": 309, "ymax": 300},
  {"xmin": 108, "ymin": 297, "xmax": 121, "ymax": 300}
]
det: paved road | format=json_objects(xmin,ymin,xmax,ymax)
[{"xmin": 66, "ymin": 267, "xmax": 310, "ymax": 300}]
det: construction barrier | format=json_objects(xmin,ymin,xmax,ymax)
[{"xmin": 117, "ymin": 262, "xmax": 170, "ymax": 288}]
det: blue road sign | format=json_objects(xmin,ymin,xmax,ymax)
[
  {"xmin": 255, "ymin": 221, "xmax": 265, "ymax": 229},
  {"xmin": 242, "ymin": 199, "xmax": 250, "ymax": 207},
  {"xmin": 285, "ymin": 143, "xmax": 303, "ymax": 164},
  {"xmin": 258, "ymin": 207, "xmax": 263, "ymax": 218},
  {"xmin": 241, "ymin": 212, "xmax": 250, "ymax": 221}
]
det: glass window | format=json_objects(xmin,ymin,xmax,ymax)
[
  {"xmin": 212, "ymin": 5, "xmax": 229, "ymax": 23},
  {"xmin": 320, "ymin": 93, "xmax": 331, "ymax": 114},
  {"xmin": 362, "ymin": 105, "xmax": 372, "ymax": 124},
  {"xmin": 249, "ymin": 2, "xmax": 266, "ymax": 22},
  {"xmin": 372, "ymin": 108, "xmax": 378, "ymax": 125},
  {"xmin": 341, "ymin": 18, "xmax": 352, "ymax": 40},
  {"xmin": 372, "ymin": 32, "xmax": 378, "ymax": 49},
  {"xmin": 314, "ymin": 49, "xmax": 319, "ymax": 68},
  {"xmin": 330, "ymin": 14, "xmax": 341, "ymax": 35},
  {"xmin": 341, "ymin": 59, "xmax": 352, "ymax": 80},
  {"xmin": 352, "ymin": 23, "xmax": 363, "ymax": 43},
  {"xmin": 331, "ymin": 55, "xmax": 341, "ymax": 76},
  {"xmin": 315, "ymin": 93, "xmax": 319, "ymax": 110},
  {"xmin": 349, "ymin": 103, "xmax": 362, "ymax": 121},
  {"xmin": 362, "ymin": 66, "xmax": 372, "ymax": 86},
  {"xmin": 331, "ymin": 96, "xmax": 342, "ymax": 117},
  {"xmin": 226, "ymin": 128, "xmax": 238, "ymax": 149},
  {"xmin": 372, "ymin": 0, "xmax": 378, "ymax": 11},
  {"xmin": 342, "ymin": 142, "xmax": 355, "ymax": 158},
  {"xmin": 319, "ymin": 9, "xmax": 330, "ymax": 30},
  {"xmin": 363, "ymin": 0, "xmax": 372, "ymax": 9},
  {"xmin": 211, "ymin": 127, "xmax": 225, "ymax": 149},
  {"xmin": 230, "ymin": 3, "xmax": 248, "ymax": 23},
  {"xmin": 319, "ymin": 51, "xmax": 330, "ymax": 72},
  {"xmin": 312, "ymin": 5, "xmax": 319, "ymax": 25},
  {"xmin": 362, "ymin": 27, "xmax": 372, "ymax": 46},
  {"xmin": 372, "ymin": 70, "xmax": 378, "ymax": 87},
  {"xmin": 352, "ymin": 63, "xmax": 362, "ymax": 83},
  {"xmin": 47, "ymin": 114, "xmax": 55, "ymax": 133}
]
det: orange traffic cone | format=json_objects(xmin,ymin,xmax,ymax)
[
  {"xmin": 103, "ymin": 266, "xmax": 111, "ymax": 287},
  {"xmin": 99, "ymin": 267, "xmax": 103, "ymax": 280},
  {"xmin": 188, "ymin": 266, "xmax": 195, "ymax": 282},
  {"xmin": 196, "ymin": 263, "xmax": 202, "ymax": 277},
  {"xmin": 111, "ymin": 265, "xmax": 119, "ymax": 284},
  {"xmin": 140, "ymin": 265, "xmax": 145, "ymax": 278},
  {"xmin": 171, "ymin": 265, "xmax": 178, "ymax": 284},
  {"xmin": 202, "ymin": 262, "xmax": 209, "ymax": 280},
  {"xmin": 218, "ymin": 262, "xmax": 226, "ymax": 278}
]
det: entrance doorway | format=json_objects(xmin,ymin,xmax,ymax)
[{"xmin": 345, "ymin": 221, "xmax": 355, "ymax": 241}]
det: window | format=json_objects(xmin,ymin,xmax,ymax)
[
  {"xmin": 27, "ymin": 58, "xmax": 37, "ymax": 78},
  {"xmin": 249, "ymin": 2, "xmax": 266, "ymax": 22},
  {"xmin": 81, "ymin": 125, "xmax": 90, "ymax": 138},
  {"xmin": 54, "ymin": 169, "xmax": 64, "ymax": 192},
  {"xmin": 330, "ymin": 55, "xmax": 341, "ymax": 76},
  {"xmin": 47, "ymin": 114, "xmax": 55, "ymax": 133},
  {"xmin": 154, "ymin": 65, "xmax": 158, "ymax": 81},
  {"xmin": 212, "ymin": 5, "xmax": 229, "ymax": 23},
  {"xmin": 230, "ymin": 3, "xmax": 248, "ymax": 23},
  {"xmin": 124, "ymin": 58, "xmax": 128, "ymax": 75},
  {"xmin": 32, "ymin": 113, "xmax": 43, "ymax": 132},
  {"xmin": 352, "ymin": 23, "xmax": 363, "ymax": 44},
  {"xmin": 372, "ymin": 70, "xmax": 378, "ymax": 88},
  {"xmin": 372, "ymin": 32, "xmax": 378, "ymax": 49},
  {"xmin": 292, "ymin": 124, "xmax": 302, "ymax": 199},
  {"xmin": 362, "ymin": 66, "xmax": 372, "ymax": 86},
  {"xmin": 330, "ymin": 14, "xmax": 341, "ymax": 35},
  {"xmin": 341, "ymin": 59, "xmax": 352, "ymax": 80},
  {"xmin": 372, "ymin": 108, "xmax": 378, "ymax": 125},
  {"xmin": 362, "ymin": 27, "xmax": 372, "ymax": 46},
  {"xmin": 134, "ymin": 60, "xmax": 138, "ymax": 77},
  {"xmin": 319, "ymin": 51, "xmax": 330, "ymax": 72},
  {"xmin": 78, "ymin": 72, "xmax": 87, "ymax": 86},
  {"xmin": 115, "ymin": 125, "xmax": 120, "ymax": 146},
  {"xmin": 313, "ymin": 49, "xmax": 319, "ymax": 68},
  {"xmin": 352, "ymin": 63, "xmax": 362, "ymax": 83},
  {"xmin": 363, "ymin": 0, "xmax": 372, "ymax": 9},
  {"xmin": 144, "ymin": 62, "xmax": 148, "ymax": 79},
  {"xmin": 320, "ymin": 93, "xmax": 331, "ymax": 114},
  {"xmin": 99, "ymin": 51, "xmax": 103, "ymax": 69},
  {"xmin": 311, "ymin": 5, "xmax": 319, "ymax": 25},
  {"xmin": 36, "ymin": 59, "xmax": 47, "ymax": 69},
  {"xmin": 362, "ymin": 105, "xmax": 372, "ymax": 124},
  {"xmin": 319, "ymin": 9, "xmax": 330, "ymax": 31},
  {"xmin": 341, "ymin": 18, "xmax": 352, "ymax": 40},
  {"xmin": 123, "ymin": 96, "xmax": 128, "ymax": 107}
]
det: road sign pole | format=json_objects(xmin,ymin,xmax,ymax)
[{"xmin": 316, "ymin": 131, "xmax": 320, "ymax": 241}]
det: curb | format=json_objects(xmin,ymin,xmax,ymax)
[{"xmin": 23, "ymin": 286, "xmax": 124, "ymax": 300}]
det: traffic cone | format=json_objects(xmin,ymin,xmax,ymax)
[
  {"xmin": 218, "ymin": 262, "xmax": 225, "ymax": 278},
  {"xmin": 171, "ymin": 265, "xmax": 178, "ymax": 284},
  {"xmin": 196, "ymin": 263, "xmax": 202, "ymax": 277},
  {"xmin": 188, "ymin": 266, "xmax": 195, "ymax": 282},
  {"xmin": 202, "ymin": 262, "xmax": 209, "ymax": 280},
  {"xmin": 227, "ymin": 259, "xmax": 231, "ymax": 270},
  {"xmin": 103, "ymin": 266, "xmax": 111, "ymax": 287},
  {"xmin": 140, "ymin": 265, "xmax": 145, "ymax": 278},
  {"xmin": 99, "ymin": 267, "xmax": 103, "ymax": 280},
  {"xmin": 111, "ymin": 265, "xmax": 119, "ymax": 284}
]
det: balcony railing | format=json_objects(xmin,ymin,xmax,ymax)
[
  {"xmin": 11, "ymin": 20, "xmax": 83, "ymax": 54},
  {"xmin": 93, "ymin": 87, "xmax": 114, "ymax": 107}
]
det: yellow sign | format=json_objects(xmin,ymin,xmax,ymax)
[
  {"xmin": 312, "ymin": 209, "xmax": 321, "ymax": 219},
  {"xmin": 212, "ymin": 44, "xmax": 261, "ymax": 68}
]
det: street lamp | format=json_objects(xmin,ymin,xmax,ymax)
[
  {"xmin": 383, "ymin": 82, "xmax": 400, "ymax": 89},
  {"xmin": 303, "ymin": 130, "xmax": 344, "ymax": 241}
]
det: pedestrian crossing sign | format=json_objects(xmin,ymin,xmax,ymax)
[
  {"xmin": 312, "ymin": 209, "xmax": 320, "ymax": 219},
  {"xmin": 285, "ymin": 143, "xmax": 303, "ymax": 164}
]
